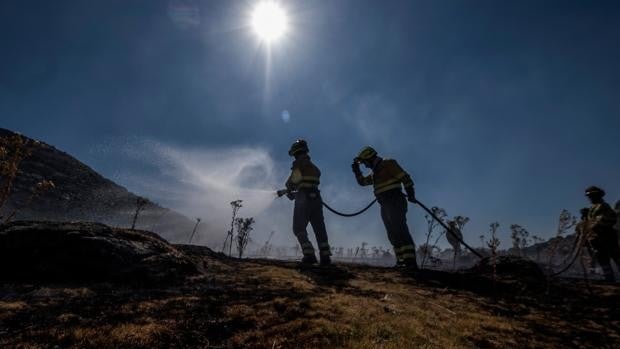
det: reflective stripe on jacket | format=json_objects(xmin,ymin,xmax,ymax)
[
  {"xmin": 286, "ymin": 155, "xmax": 321, "ymax": 191},
  {"xmin": 588, "ymin": 202, "xmax": 617, "ymax": 229},
  {"xmin": 355, "ymin": 158, "xmax": 414, "ymax": 195}
]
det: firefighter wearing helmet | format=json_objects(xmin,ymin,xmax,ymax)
[
  {"xmin": 585, "ymin": 186, "xmax": 620, "ymax": 282},
  {"xmin": 285, "ymin": 139, "xmax": 332, "ymax": 265},
  {"xmin": 352, "ymin": 146, "xmax": 418, "ymax": 270}
]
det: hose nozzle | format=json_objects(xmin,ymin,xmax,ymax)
[{"xmin": 276, "ymin": 189, "xmax": 289, "ymax": 198}]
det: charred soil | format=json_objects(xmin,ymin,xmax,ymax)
[{"xmin": 1, "ymin": 222, "xmax": 619, "ymax": 348}]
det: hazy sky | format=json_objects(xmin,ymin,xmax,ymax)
[{"xmin": 2, "ymin": 0, "xmax": 619, "ymax": 250}]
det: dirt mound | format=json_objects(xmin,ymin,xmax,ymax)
[
  {"xmin": 0, "ymin": 221, "xmax": 203, "ymax": 284},
  {"xmin": 471, "ymin": 255, "xmax": 546, "ymax": 285}
]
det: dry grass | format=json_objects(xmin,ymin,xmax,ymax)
[
  {"xmin": 0, "ymin": 300, "xmax": 28, "ymax": 311},
  {"xmin": 1, "ymin": 253, "xmax": 619, "ymax": 349}
]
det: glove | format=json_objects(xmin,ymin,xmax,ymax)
[
  {"xmin": 286, "ymin": 192, "xmax": 295, "ymax": 201},
  {"xmin": 405, "ymin": 187, "xmax": 417, "ymax": 203},
  {"xmin": 351, "ymin": 160, "xmax": 362, "ymax": 175}
]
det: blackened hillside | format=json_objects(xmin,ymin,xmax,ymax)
[{"xmin": 0, "ymin": 128, "xmax": 205, "ymax": 243}]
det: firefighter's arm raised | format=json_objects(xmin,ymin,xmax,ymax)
[{"xmin": 352, "ymin": 160, "xmax": 373, "ymax": 186}]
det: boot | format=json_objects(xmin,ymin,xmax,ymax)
[
  {"xmin": 301, "ymin": 254, "xmax": 318, "ymax": 265},
  {"xmin": 320, "ymin": 255, "xmax": 331, "ymax": 266},
  {"xmin": 602, "ymin": 265, "xmax": 615, "ymax": 282},
  {"xmin": 396, "ymin": 258, "xmax": 418, "ymax": 273},
  {"xmin": 404, "ymin": 258, "xmax": 419, "ymax": 271}
]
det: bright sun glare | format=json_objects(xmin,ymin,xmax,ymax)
[{"xmin": 251, "ymin": 1, "xmax": 287, "ymax": 43}]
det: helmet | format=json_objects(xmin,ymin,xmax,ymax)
[
  {"xmin": 288, "ymin": 139, "xmax": 309, "ymax": 157},
  {"xmin": 585, "ymin": 186, "xmax": 605, "ymax": 197},
  {"xmin": 356, "ymin": 146, "xmax": 377, "ymax": 161}
]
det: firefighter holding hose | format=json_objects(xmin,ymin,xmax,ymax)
[
  {"xmin": 352, "ymin": 146, "xmax": 418, "ymax": 270},
  {"xmin": 585, "ymin": 186, "xmax": 620, "ymax": 282},
  {"xmin": 283, "ymin": 139, "xmax": 332, "ymax": 265}
]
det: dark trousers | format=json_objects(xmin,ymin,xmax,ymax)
[
  {"xmin": 591, "ymin": 228, "xmax": 620, "ymax": 281},
  {"xmin": 378, "ymin": 190, "xmax": 416, "ymax": 263},
  {"xmin": 293, "ymin": 191, "xmax": 330, "ymax": 257}
]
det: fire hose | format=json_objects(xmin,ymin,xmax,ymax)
[
  {"xmin": 277, "ymin": 189, "xmax": 377, "ymax": 217},
  {"xmin": 415, "ymin": 200, "xmax": 483, "ymax": 259},
  {"xmin": 549, "ymin": 230, "xmax": 591, "ymax": 277},
  {"xmin": 323, "ymin": 199, "xmax": 378, "ymax": 217},
  {"xmin": 276, "ymin": 189, "xmax": 483, "ymax": 259}
]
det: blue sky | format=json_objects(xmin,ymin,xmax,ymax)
[{"xmin": 1, "ymin": 0, "xmax": 619, "ymax": 249}]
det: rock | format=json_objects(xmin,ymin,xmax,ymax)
[{"xmin": 0, "ymin": 221, "xmax": 202, "ymax": 284}]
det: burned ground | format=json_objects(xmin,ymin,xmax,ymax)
[{"xmin": 1, "ymin": 242, "xmax": 619, "ymax": 349}]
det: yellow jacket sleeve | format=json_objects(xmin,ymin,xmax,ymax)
[{"xmin": 388, "ymin": 160, "xmax": 414, "ymax": 188}]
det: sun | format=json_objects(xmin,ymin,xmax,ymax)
[{"xmin": 251, "ymin": 1, "xmax": 288, "ymax": 43}]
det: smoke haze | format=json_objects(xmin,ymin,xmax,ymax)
[{"xmin": 112, "ymin": 140, "xmax": 402, "ymax": 252}]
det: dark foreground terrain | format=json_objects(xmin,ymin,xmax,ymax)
[{"xmin": 1, "ymin": 222, "xmax": 619, "ymax": 349}]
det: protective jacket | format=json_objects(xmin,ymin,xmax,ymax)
[
  {"xmin": 355, "ymin": 158, "xmax": 414, "ymax": 196},
  {"xmin": 587, "ymin": 201, "xmax": 620, "ymax": 282},
  {"xmin": 588, "ymin": 202, "xmax": 617, "ymax": 232},
  {"xmin": 286, "ymin": 154, "xmax": 321, "ymax": 191},
  {"xmin": 354, "ymin": 157, "xmax": 417, "ymax": 266},
  {"xmin": 285, "ymin": 154, "xmax": 331, "ymax": 261}
]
